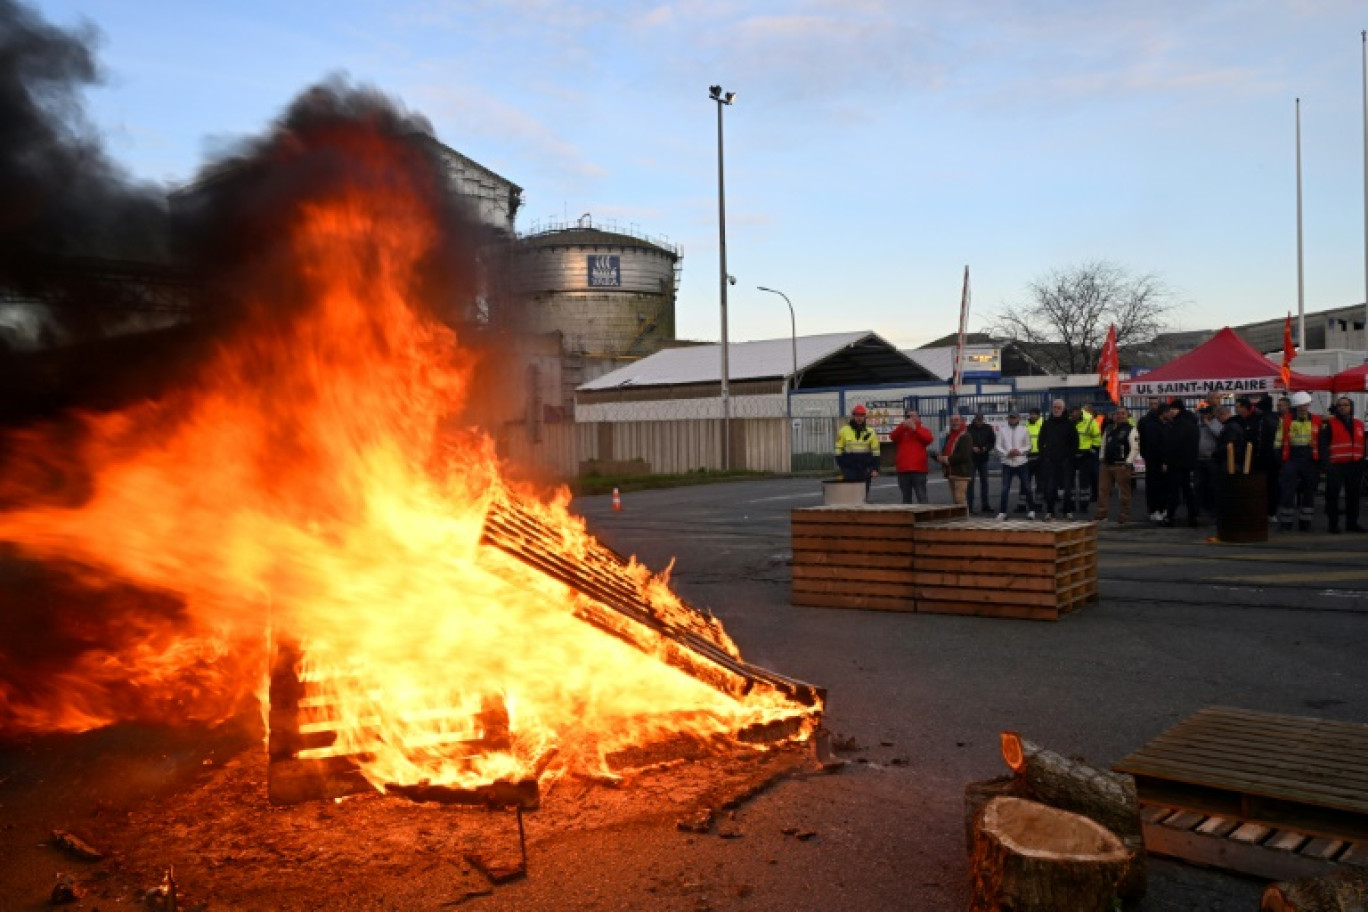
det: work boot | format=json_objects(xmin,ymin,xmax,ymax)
[{"xmin": 1298, "ymin": 520, "xmax": 1311, "ymax": 532}]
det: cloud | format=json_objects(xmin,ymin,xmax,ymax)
[{"xmin": 409, "ymin": 83, "xmax": 608, "ymax": 182}]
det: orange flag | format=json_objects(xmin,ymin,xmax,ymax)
[
  {"xmin": 1096, "ymin": 323, "xmax": 1120, "ymax": 405},
  {"xmin": 1280, "ymin": 313, "xmax": 1295, "ymax": 389}
]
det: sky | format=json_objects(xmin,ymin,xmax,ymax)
[{"xmin": 24, "ymin": 0, "xmax": 1368, "ymax": 349}]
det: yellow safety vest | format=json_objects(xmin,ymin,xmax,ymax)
[
  {"xmin": 1026, "ymin": 417, "xmax": 1042, "ymax": 454},
  {"xmin": 1076, "ymin": 410, "xmax": 1101, "ymax": 452},
  {"xmin": 835, "ymin": 423, "xmax": 880, "ymax": 455}
]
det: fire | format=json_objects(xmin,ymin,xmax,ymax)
[{"xmin": 0, "ymin": 115, "xmax": 813, "ymax": 791}]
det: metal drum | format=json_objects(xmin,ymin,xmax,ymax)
[
  {"xmin": 1216, "ymin": 472, "xmax": 1268, "ymax": 543},
  {"xmin": 823, "ymin": 479, "xmax": 867, "ymax": 506}
]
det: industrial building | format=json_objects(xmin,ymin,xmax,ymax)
[
  {"xmin": 575, "ymin": 332, "xmax": 936, "ymax": 473},
  {"xmin": 1152, "ymin": 303, "xmax": 1368, "ymax": 356}
]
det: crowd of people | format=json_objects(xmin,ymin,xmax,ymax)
[{"xmin": 835, "ymin": 392, "xmax": 1367, "ymax": 532}]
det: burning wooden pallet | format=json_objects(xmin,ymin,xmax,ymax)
[
  {"xmin": 1114, "ymin": 706, "xmax": 1368, "ymax": 880},
  {"xmin": 268, "ymin": 489, "xmax": 824, "ymax": 805},
  {"xmin": 790, "ymin": 508, "xmax": 1096, "ymax": 621}
]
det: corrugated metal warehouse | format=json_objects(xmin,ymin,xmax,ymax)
[{"xmin": 575, "ymin": 332, "xmax": 936, "ymax": 473}]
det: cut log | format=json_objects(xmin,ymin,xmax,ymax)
[
  {"xmin": 1000, "ymin": 732, "xmax": 1146, "ymax": 899},
  {"xmin": 969, "ymin": 796, "xmax": 1129, "ymax": 912},
  {"xmin": 1000, "ymin": 732, "xmax": 1139, "ymax": 837},
  {"xmin": 1261, "ymin": 868, "xmax": 1368, "ymax": 912}
]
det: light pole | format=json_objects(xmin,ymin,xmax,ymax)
[
  {"xmin": 710, "ymin": 85, "xmax": 735, "ymax": 469},
  {"xmin": 756, "ymin": 286, "xmax": 797, "ymax": 418}
]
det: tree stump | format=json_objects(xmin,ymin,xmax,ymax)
[
  {"xmin": 969, "ymin": 795, "xmax": 1129, "ymax": 912},
  {"xmin": 1261, "ymin": 868, "xmax": 1368, "ymax": 912},
  {"xmin": 1001, "ymin": 731, "xmax": 1147, "ymax": 900},
  {"xmin": 964, "ymin": 775, "xmax": 1029, "ymax": 853}
]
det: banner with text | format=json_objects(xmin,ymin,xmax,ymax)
[{"xmin": 1120, "ymin": 376, "xmax": 1279, "ymax": 397}]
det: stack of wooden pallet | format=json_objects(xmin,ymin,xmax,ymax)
[
  {"xmin": 790, "ymin": 508, "xmax": 1097, "ymax": 621},
  {"xmin": 912, "ymin": 520, "xmax": 1098, "ymax": 621},
  {"xmin": 790, "ymin": 504, "xmax": 966, "ymax": 613}
]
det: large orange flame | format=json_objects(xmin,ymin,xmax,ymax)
[{"xmin": 0, "ymin": 121, "xmax": 806, "ymax": 790}]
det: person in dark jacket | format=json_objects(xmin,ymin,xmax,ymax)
[
  {"xmin": 1162, "ymin": 401, "xmax": 1201, "ymax": 526},
  {"xmin": 1136, "ymin": 396, "xmax": 1167, "ymax": 521},
  {"xmin": 1318, "ymin": 396, "xmax": 1366, "ymax": 533},
  {"xmin": 1037, "ymin": 399, "xmax": 1080, "ymax": 519},
  {"xmin": 966, "ymin": 413, "xmax": 997, "ymax": 514},
  {"xmin": 1206, "ymin": 403, "xmax": 1248, "ymax": 532},
  {"xmin": 938, "ymin": 414, "xmax": 974, "ymax": 506}
]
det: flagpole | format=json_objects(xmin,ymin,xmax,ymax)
[
  {"xmin": 1296, "ymin": 97, "xmax": 1306, "ymax": 351},
  {"xmin": 951, "ymin": 265, "xmax": 970, "ymax": 412},
  {"xmin": 1360, "ymin": 30, "xmax": 1367, "ymax": 355}
]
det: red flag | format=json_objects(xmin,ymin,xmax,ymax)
[
  {"xmin": 1280, "ymin": 313, "xmax": 1295, "ymax": 389},
  {"xmin": 1096, "ymin": 323, "xmax": 1119, "ymax": 405}
]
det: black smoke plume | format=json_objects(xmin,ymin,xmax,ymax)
[{"xmin": 0, "ymin": 0, "xmax": 169, "ymax": 335}]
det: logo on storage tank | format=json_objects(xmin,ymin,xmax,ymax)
[{"xmin": 588, "ymin": 255, "xmax": 621, "ymax": 287}]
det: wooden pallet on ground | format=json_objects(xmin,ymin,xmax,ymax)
[
  {"xmin": 1114, "ymin": 706, "xmax": 1368, "ymax": 878},
  {"xmin": 790, "ymin": 510, "xmax": 1097, "ymax": 620},
  {"xmin": 1138, "ymin": 803, "xmax": 1368, "ymax": 881}
]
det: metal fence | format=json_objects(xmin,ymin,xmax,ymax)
[{"xmin": 790, "ymin": 389, "xmax": 1124, "ymax": 471}]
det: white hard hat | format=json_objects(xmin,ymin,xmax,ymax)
[{"xmin": 1289, "ymin": 391, "xmax": 1313, "ymax": 407}]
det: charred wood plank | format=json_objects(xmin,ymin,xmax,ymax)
[{"xmin": 386, "ymin": 778, "xmax": 539, "ymax": 810}]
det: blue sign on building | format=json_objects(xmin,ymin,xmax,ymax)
[{"xmin": 588, "ymin": 255, "xmax": 621, "ymax": 287}]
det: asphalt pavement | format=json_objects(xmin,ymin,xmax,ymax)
[{"xmin": 551, "ymin": 474, "xmax": 1368, "ymax": 911}]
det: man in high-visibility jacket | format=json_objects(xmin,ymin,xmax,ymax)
[
  {"xmin": 834, "ymin": 404, "xmax": 881, "ymax": 498},
  {"xmin": 1072, "ymin": 405, "xmax": 1102, "ymax": 504},
  {"xmin": 1274, "ymin": 391, "xmax": 1323, "ymax": 531},
  {"xmin": 1016, "ymin": 406, "xmax": 1043, "ymax": 512},
  {"xmin": 1319, "ymin": 396, "xmax": 1365, "ymax": 533}
]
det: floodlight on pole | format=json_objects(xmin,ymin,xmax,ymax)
[
  {"xmin": 710, "ymin": 84, "xmax": 735, "ymax": 469},
  {"xmin": 756, "ymin": 286, "xmax": 797, "ymax": 419}
]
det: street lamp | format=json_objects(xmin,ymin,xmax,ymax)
[
  {"xmin": 756, "ymin": 286, "xmax": 797, "ymax": 419},
  {"xmin": 709, "ymin": 85, "xmax": 736, "ymax": 470}
]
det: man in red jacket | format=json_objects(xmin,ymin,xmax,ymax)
[{"xmin": 889, "ymin": 407, "xmax": 935, "ymax": 503}]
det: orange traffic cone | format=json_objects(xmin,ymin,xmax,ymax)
[{"xmin": 612, "ymin": 487, "xmax": 622, "ymax": 511}]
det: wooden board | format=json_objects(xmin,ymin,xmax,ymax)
[
  {"xmin": 1114, "ymin": 707, "xmax": 1368, "ymax": 842},
  {"xmin": 1138, "ymin": 803, "xmax": 1368, "ymax": 881}
]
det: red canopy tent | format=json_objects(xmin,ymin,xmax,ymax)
[
  {"xmin": 1330, "ymin": 362, "xmax": 1368, "ymax": 393},
  {"xmin": 1120, "ymin": 327, "xmax": 1334, "ymax": 398}
]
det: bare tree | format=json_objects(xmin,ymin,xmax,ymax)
[{"xmin": 987, "ymin": 261, "xmax": 1176, "ymax": 375}]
